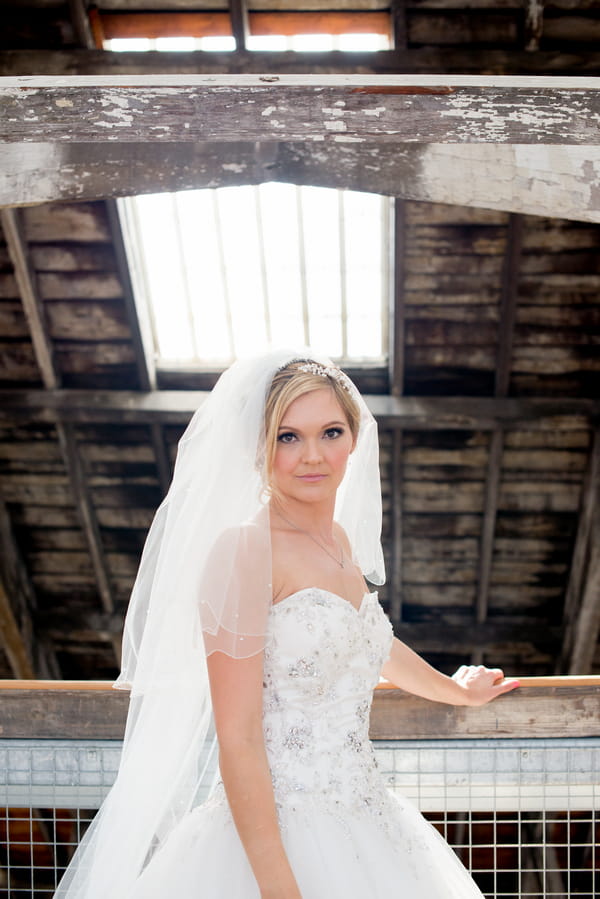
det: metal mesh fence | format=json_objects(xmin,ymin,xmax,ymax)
[{"xmin": 1, "ymin": 738, "xmax": 598, "ymax": 898}]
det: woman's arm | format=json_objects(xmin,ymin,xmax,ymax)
[
  {"xmin": 207, "ymin": 650, "xmax": 302, "ymax": 899},
  {"xmin": 381, "ymin": 636, "xmax": 519, "ymax": 706}
]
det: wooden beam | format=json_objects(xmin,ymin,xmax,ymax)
[
  {"xmin": 1, "ymin": 75, "xmax": 599, "ymax": 146},
  {"xmin": 569, "ymin": 547, "xmax": 600, "ymax": 674},
  {"xmin": 391, "ymin": 0, "xmax": 407, "ymax": 50},
  {"xmin": 0, "ymin": 390, "xmax": 597, "ymax": 429},
  {"xmin": 474, "ymin": 215, "xmax": 523, "ymax": 638},
  {"xmin": 0, "ymin": 678, "xmax": 597, "ymax": 740},
  {"xmin": 105, "ymin": 199, "xmax": 156, "ymax": 391},
  {"xmin": 389, "ymin": 428, "xmax": 404, "ymax": 626},
  {"xmin": 150, "ymin": 422, "xmax": 172, "ymax": 496},
  {"xmin": 524, "ymin": 0, "xmax": 545, "ymax": 52},
  {"xmin": 2, "ymin": 206, "xmax": 120, "ymax": 665},
  {"xmin": 229, "ymin": 0, "xmax": 249, "ymax": 52},
  {"xmin": 2, "ymin": 142, "xmax": 598, "ymax": 225},
  {"xmin": 1, "ymin": 208, "xmax": 58, "ymax": 388},
  {"xmin": 1, "ymin": 48, "xmax": 600, "ymax": 78},
  {"xmin": 68, "ymin": 0, "xmax": 96, "ymax": 50},
  {"xmin": 55, "ymin": 424, "xmax": 116, "ymax": 620},
  {"xmin": 0, "ymin": 580, "xmax": 35, "ymax": 679},
  {"xmin": 0, "ymin": 500, "xmax": 37, "ymax": 679},
  {"xmin": 559, "ymin": 429, "xmax": 600, "ymax": 674},
  {"xmin": 389, "ymin": 199, "xmax": 405, "ymax": 396},
  {"xmin": 495, "ymin": 214, "xmax": 523, "ymax": 398}
]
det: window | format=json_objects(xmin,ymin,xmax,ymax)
[{"xmin": 119, "ymin": 184, "xmax": 390, "ymax": 369}]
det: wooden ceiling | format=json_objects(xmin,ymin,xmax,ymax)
[{"xmin": 0, "ymin": 0, "xmax": 599, "ymax": 682}]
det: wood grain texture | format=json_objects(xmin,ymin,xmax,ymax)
[
  {"xmin": 0, "ymin": 680, "xmax": 597, "ymax": 740},
  {"xmin": 1, "ymin": 75, "xmax": 599, "ymax": 146}
]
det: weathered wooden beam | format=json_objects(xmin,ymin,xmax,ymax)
[
  {"xmin": 389, "ymin": 429, "xmax": 404, "ymax": 626},
  {"xmin": 0, "ymin": 580, "xmax": 35, "ymax": 679},
  {"xmin": 2, "ymin": 142, "xmax": 598, "ymax": 224},
  {"xmin": 389, "ymin": 199, "xmax": 405, "ymax": 395},
  {"xmin": 229, "ymin": 0, "xmax": 249, "ymax": 52},
  {"xmin": 2, "ymin": 206, "xmax": 120, "ymax": 664},
  {"xmin": 1, "ymin": 208, "xmax": 58, "ymax": 388},
  {"xmin": 559, "ymin": 429, "xmax": 600, "ymax": 675},
  {"xmin": 474, "ymin": 215, "xmax": 523, "ymax": 639},
  {"xmin": 1, "ymin": 48, "xmax": 600, "ymax": 78},
  {"xmin": 55, "ymin": 424, "xmax": 116, "ymax": 621},
  {"xmin": 68, "ymin": 0, "xmax": 96, "ymax": 50},
  {"xmin": 0, "ymin": 500, "xmax": 38, "ymax": 680},
  {"xmin": 1, "ymin": 75, "xmax": 599, "ymax": 146},
  {"xmin": 0, "ymin": 678, "xmax": 597, "ymax": 740},
  {"xmin": 105, "ymin": 199, "xmax": 156, "ymax": 391},
  {"xmin": 495, "ymin": 214, "xmax": 523, "ymax": 398},
  {"xmin": 150, "ymin": 422, "xmax": 172, "ymax": 496},
  {"xmin": 524, "ymin": 0, "xmax": 545, "ymax": 52},
  {"xmin": 0, "ymin": 390, "xmax": 597, "ymax": 428}
]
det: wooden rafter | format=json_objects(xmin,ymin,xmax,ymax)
[
  {"xmin": 1, "ymin": 209, "xmax": 58, "ymax": 388},
  {"xmin": 104, "ymin": 199, "xmax": 156, "ymax": 391},
  {"xmin": 1, "ymin": 48, "xmax": 600, "ymax": 78},
  {"xmin": 2, "ymin": 142, "xmax": 598, "ymax": 224},
  {"xmin": 1, "ymin": 212, "xmax": 120, "ymax": 664},
  {"xmin": 558, "ymin": 429, "xmax": 600, "ymax": 675},
  {"xmin": 1, "ymin": 75, "xmax": 599, "ymax": 146},
  {"xmin": 0, "ymin": 390, "xmax": 597, "ymax": 429},
  {"xmin": 474, "ymin": 215, "xmax": 523, "ymax": 642},
  {"xmin": 0, "ymin": 578, "xmax": 35, "ymax": 679},
  {"xmin": 0, "ymin": 499, "xmax": 37, "ymax": 679},
  {"xmin": 389, "ymin": 429, "xmax": 403, "ymax": 626},
  {"xmin": 229, "ymin": 0, "xmax": 249, "ymax": 52},
  {"xmin": 68, "ymin": 0, "xmax": 96, "ymax": 50}
]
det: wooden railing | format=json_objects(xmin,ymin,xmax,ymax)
[{"xmin": 1, "ymin": 676, "xmax": 599, "ymax": 740}]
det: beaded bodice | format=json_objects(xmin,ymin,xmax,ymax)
[{"xmin": 262, "ymin": 588, "xmax": 394, "ymax": 821}]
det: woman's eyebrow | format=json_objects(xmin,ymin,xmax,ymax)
[{"xmin": 278, "ymin": 419, "xmax": 346, "ymax": 431}]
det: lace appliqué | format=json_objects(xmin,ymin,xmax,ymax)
[{"xmin": 262, "ymin": 588, "xmax": 395, "ymax": 840}]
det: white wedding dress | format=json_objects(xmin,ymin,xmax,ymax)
[{"xmin": 131, "ymin": 588, "xmax": 484, "ymax": 897}]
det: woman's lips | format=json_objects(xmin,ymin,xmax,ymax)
[{"xmin": 298, "ymin": 474, "xmax": 326, "ymax": 482}]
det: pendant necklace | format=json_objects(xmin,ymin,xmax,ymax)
[{"xmin": 276, "ymin": 510, "xmax": 345, "ymax": 569}]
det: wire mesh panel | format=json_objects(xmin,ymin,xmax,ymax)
[{"xmin": 1, "ymin": 738, "xmax": 598, "ymax": 898}]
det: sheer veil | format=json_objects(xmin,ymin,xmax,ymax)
[{"xmin": 55, "ymin": 348, "xmax": 384, "ymax": 898}]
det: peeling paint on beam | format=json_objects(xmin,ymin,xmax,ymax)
[
  {"xmin": 1, "ymin": 75, "xmax": 600, "ymax": 145},
  {"xmin": 1, "ymin": 141, "xmax": 599, "ymax": 224}
]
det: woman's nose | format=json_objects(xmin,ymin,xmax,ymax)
[{"xmin": 302, "ymin": 439, "xmax": 322, "ymax": 462}]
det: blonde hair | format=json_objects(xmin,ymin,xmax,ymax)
[{"xmin": 263, "ymin": 360, "xmax": 361, "ymax": 485}]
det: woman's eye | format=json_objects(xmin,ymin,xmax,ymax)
[
  {"xmin": 324, "ymin": 427, "xmax": 344, "ymax": 439},
  {"xmin": 277, "ymin": 432, "xmax": 297, "ymax": 444}
]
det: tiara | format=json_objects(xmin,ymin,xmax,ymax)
[{"xmin": 294, "ymin": 360, "xmax": 353, "ymax": 393}]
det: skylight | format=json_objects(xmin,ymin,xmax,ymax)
[{"xmin": 119, "ymin": 184, "xmax": 390, "ymax": 369}]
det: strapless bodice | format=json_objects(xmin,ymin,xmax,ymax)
[{"xmin": 262, "ymin": 587, "xmax": 394, "ymax": 826}]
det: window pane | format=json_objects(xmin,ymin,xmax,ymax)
[{"xmin": 119, "ymin": 184, "xmax": 389, "ymax": 369}]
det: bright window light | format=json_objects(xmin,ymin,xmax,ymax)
[
  {"xmin": 105, "ymin": 38, "xmax": 153, "ymax": 52},
  {"xmin": 119, "ymin": 184, "xmax": 389, "ymax": 369},
  {"xmin": 155, "ymin": 37, "xmax": 196, "ymax": 52},
  {"xmin": 105, "ymin": 31, "xmax": 389, "ymax": 55}
]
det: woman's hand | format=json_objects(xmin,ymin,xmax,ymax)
[{"xmin": 451, "ymin": 664, "xmax": 520, "ymax": 706}]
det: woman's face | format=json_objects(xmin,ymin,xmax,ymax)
[{"xmin": 271, "ymin": 387, "xmax": 355, "ymax": 505}]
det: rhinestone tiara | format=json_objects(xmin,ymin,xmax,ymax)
[{"xmin": 293, "ymin": 360, "xmax": 353, "ymax": 393}]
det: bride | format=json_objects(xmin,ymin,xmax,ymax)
[{"xmin": 56, "ymin": 350, "xmax": 518, "ymax": 899}]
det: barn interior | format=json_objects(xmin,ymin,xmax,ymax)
[
  {"xmin": 0, "ymin": 3, "xmax": 600, "ymax": 898},
  {"xmin": 0, "ymin": 0, "xmax": 599, "ymax": 690}
]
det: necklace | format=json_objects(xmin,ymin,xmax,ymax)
[{"xmin": 276, "ymin": 510, "xmax": 345, "ymax": 569}]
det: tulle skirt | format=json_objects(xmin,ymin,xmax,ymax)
[{"xmin": 130, "ymin": 790, "xmax": 484, "ymax": 898}]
